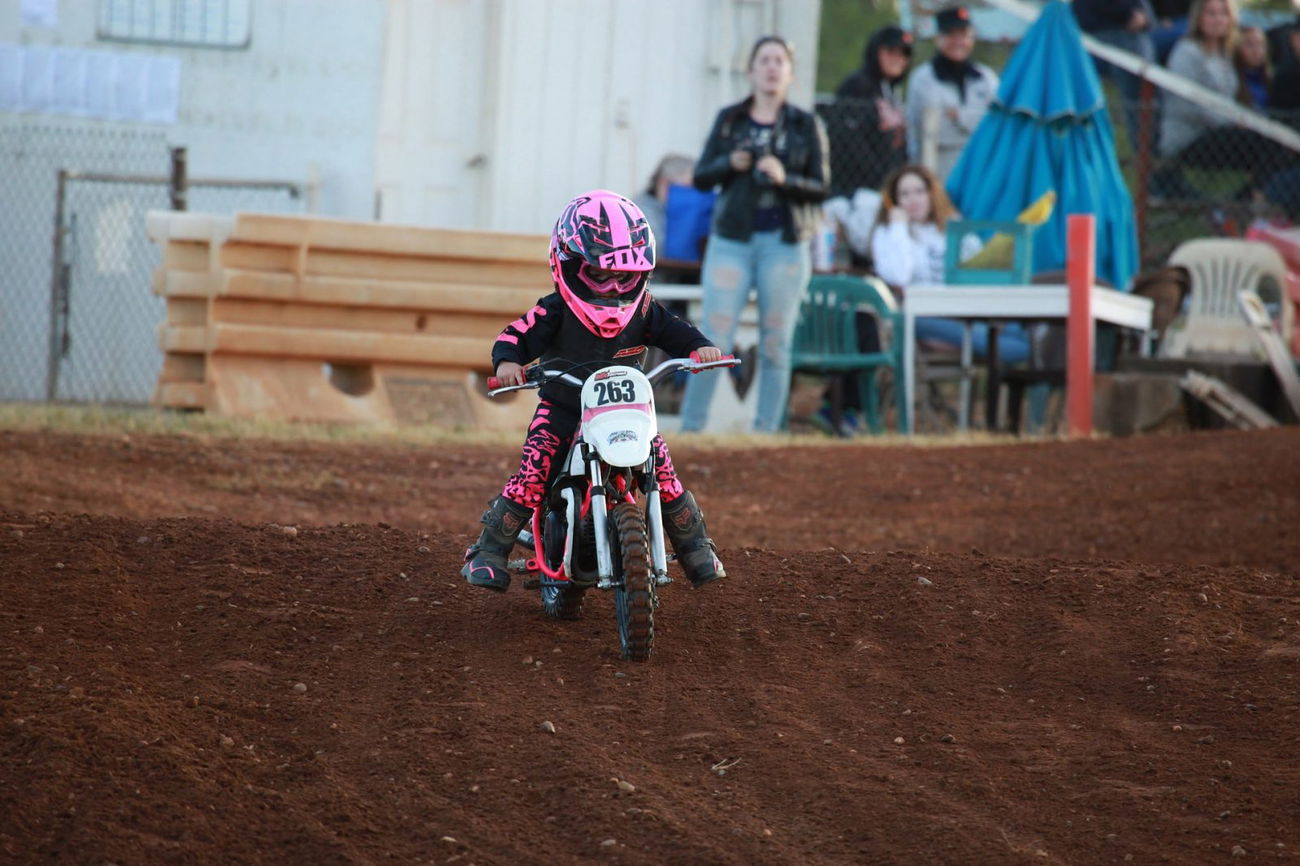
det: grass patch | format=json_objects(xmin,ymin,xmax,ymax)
[
  {"xmin": 0, "ymin": 403, "xmax": 521, "ymax": 448},
  {"xmin": 0, "ymin": 402, "xmax": 1031, "ymax": 449}
]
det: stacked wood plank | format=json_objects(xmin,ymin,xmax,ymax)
[{"xmin": 147, "ymin": 211, "xmax": 547, "ymax": 429}]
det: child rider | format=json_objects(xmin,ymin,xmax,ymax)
[{"xmin": 461, "ymin": 189, "xmax": 728, "ymax": 593}]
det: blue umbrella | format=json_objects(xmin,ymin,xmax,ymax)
[{"xmin": 946, "ymin": 0, "xmax": 1139, "ymax": 291}]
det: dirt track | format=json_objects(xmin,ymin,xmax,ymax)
[{"xmin": 3, "ymin": 427, "xmax": 1299, "ymax": 864}]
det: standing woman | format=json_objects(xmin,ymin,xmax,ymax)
[{"xmin": 679, "ymin": 35, "xmax": 830, "ymax": 433}]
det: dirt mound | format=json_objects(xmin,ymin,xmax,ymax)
[{"xmin": 2, "ymin": 428, "xmax": 1298, "ymax": 863}]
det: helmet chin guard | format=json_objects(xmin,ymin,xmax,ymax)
[{"xmin": 549, "ymin": 190, "xmax": 656, "ymax": 338}]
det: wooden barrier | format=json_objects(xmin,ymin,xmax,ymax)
[{"xmin": 147, "ymin": 211, "xmax": 547, "ymax": 429}]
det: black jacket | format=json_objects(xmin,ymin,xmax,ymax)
[
  {"xmin": 1071, "ymin": 0, "xmax": 1152, "ymax": 33},
  {"xmin": 492, "ymin": 291, "xmax": 712, "ymax": 411},
  {"xmin": 824, "ymin": 29, "xmax": 910, "ymax": 195},
  {"xmin": 692, "ymin": 98, "xmax": 830, "ymax": 244}
]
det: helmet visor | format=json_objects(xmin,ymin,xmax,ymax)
[
  {"xmin": 580, "ymin": 263, "xmax": 641, "ymax": 296},
  {"xmin": 563, "ymin": 258, "xmax": 645, "ymax": 307}
]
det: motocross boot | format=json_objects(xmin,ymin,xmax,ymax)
[
  {"xmin": 461, "ymin": 496, "xmax": 533, "ymax": 592},
  {"xmin": 662, "ymin": 490, "xmax": 726, "ymax": 588}
]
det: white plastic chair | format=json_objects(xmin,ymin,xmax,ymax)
[{"xmin": 1160, "ymin": 239, "xmax": 1293, "ymax": 359}]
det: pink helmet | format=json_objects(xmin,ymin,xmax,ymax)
[{"xmin": 549, "ymin": 190, "xmax": 656, "ymax": 338}]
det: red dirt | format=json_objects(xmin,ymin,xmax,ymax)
[{"xmin": 2, "ymin": 427, "xmax": 1299, "ymax": 864}]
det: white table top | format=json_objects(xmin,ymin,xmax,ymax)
[
  {"xmin": 905, "ymin": 283, "xmax": 1153, "ymax": 331},
  {"xmin": 651, "ymin": 284, "xmax": 703, "ymax": 302}
]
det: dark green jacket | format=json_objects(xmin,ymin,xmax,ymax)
[{"xmin": 692, "ymin": 97, "xmax": 831, "ymax": 244}]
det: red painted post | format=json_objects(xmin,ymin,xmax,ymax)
[{"xmin": 1067, "ymin": 215, "xmax": 1096, "ymax": 437}]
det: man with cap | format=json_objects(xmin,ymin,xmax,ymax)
[{"xmin": 905, "ymin": 4, "xmax": 1000, "ymax": 182}]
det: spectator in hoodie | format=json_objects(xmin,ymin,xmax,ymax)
[{"xmin": 828, "ymin": 24, "xmax": 914, "ymax": 194}]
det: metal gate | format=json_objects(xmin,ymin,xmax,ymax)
[
  {"xmin": 0, "ymin": 117, "xmax": 308, "ymax": 405},
  {"xmin": 46, "ymin": 167, "xmax": 304, "ymax": 404}
]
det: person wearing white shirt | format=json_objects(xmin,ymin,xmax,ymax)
[{"xmin": 869, "ymin": 164, "xmax": 1029, "ymax": 366}]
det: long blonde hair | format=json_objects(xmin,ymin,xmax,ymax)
[{"xmin": 1188, "ymin": 0, "xmax": 1238, "ymax": 55}]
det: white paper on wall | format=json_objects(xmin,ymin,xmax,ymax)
[
  {"xmin": 51, "ymin": 48, "xmax": 89, "ymax": 116},
  {"xmin": 21, "ymin": 0, "xmax": 59, "ymax": 30},
  {"xmin": 0, "ymin": 44, "xmax": 22, "ymax": 111},
  {"xmin": 0, "ymin": 43, "xmax": 181, "ymax": 124},
  {"xmin": 84, "ymin": 50, "xmax": 116, "ymax": 117},
  {"xmin": 112, "ymin": 51, "xmax": 148, "ymax": 122},
  {"xmin": 19, "ymin": 44, "xmax": 54, "ymax": 112},
  {"xmin": 142, "ymin": 56, "xmax": 180, "ymax": 124}
]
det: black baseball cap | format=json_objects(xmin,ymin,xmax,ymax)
[
  {"xmin": 936, "ymin": 5, "xmax": 973, "ymax": 33},
  {"xmin": 877, "ymin": 25, "xmax": 915, "ymax": 53}
]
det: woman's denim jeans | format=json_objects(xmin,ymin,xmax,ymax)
[
  {"xmin": 915, "ymin": 318, "xmax": 1031, "ymax": 365},
  {"xmin": 679, "ymin": 231, "xmax": 811, "ymax": 433}
]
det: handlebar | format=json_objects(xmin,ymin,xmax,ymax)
[{"xmin": 486, "ymin": 355, "xmax": 740, "ymax": 396}]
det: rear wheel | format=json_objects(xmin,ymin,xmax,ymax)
[
  {"xmin": 611, "ymin": 501, "xmax": 654, "ymax": 661},
  {"xmin": 541, "ymin": 577, "xmax": 585, "ymax": 620}
]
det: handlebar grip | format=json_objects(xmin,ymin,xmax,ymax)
[{"xmin": 486, "ymin": 376, "xmax": 503, "ymax": 390}]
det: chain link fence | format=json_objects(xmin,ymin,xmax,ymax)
[
  {"xmin": 811, "ymin": 94, "xmax": 1300, "ymax": 274},
  {"xmin": 1108, "ymin": 96, "xmax": 1300, "ymax": 268},
  {"xmin": 0, "ymin": 116, "xmax": 306, "ymax": 406}
]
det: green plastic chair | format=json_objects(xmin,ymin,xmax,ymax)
[{"xmin": 790, "ymin": 274, "xmax": 905, "ymax": 434}]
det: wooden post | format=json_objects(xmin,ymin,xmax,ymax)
[
  {"xmin": 1135, "ymin": 78, "xmax": 1154, "ymax": 264},
  {"xmin": 46, "ymin": 168, "xmax": 69, "ymax": 402},
  {"xmin": 1067, "ymin": 214, "xmax": 1096, "ymax": 437},
  {"xmin": 169, "ymin": 146, "xmax": 188, "ymax": 212}
]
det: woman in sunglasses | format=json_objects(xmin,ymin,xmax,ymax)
[
  {"xmin": 461, "ymin": 189, "xmax": 729, "ymax": 593},
  {"xmin": 678, "ymin": 35, "xmax": 830, "ymax": 434}
]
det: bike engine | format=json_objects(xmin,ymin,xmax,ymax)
[
  {"xmin": 574, "ymin": 513, "xmax": 598, "ymax": 575},
  {"xmin": 543, "ymin": 509, "xmax": 567, "ymax": 571}
]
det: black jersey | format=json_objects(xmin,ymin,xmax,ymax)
[{"xmin": 491, "ymin": 290, "xmax": 713, "ymax": 411}]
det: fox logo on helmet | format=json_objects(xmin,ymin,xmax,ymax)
[
  {"xmin": 549, "ymin": 190, "xmax": 658, "ymax": 339},
  {"xmin": 554, "ymin": 193, "xmax": 655, "ymax": 270}
]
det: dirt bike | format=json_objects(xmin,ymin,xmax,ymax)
[{"xmin": 485, "ymin": 355, "xmax": 739, "ymax": 661}]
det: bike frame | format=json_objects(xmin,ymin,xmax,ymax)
[{"xmin": 491, "ymin": 356, "xmax": 737, "ymax": 590}]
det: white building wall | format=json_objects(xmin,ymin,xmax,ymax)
[
  {"xmin": 6, "ymin": 0, "xmax": 819, "ymax": 230},
  {"xmin": 377, "ymin": 0, "xmax": 822, "ymax": 233},
  {"xmin": 1, "ymin": 0, "xmax": 386, "ymax": 218}
]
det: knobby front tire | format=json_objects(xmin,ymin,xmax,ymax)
[{"xmin": 611, "ymin": 501, "xmax": 654, "ymax": 661}]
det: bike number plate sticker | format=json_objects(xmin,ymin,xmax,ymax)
[{"xmin": 580, "ymin": 365, "xmax": 657, "ymax": 467}]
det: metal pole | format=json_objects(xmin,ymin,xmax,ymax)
[
  {"xmin": 1135, "ymin": 78, "xmax": 1155, "ymax": 263},
  {"xmin": 46, "ymin": 169, "xmax": 69, "ymax": 402},
  {"xmin": 1067, "ymin": 215, "xmax": 1097, "ymax": 437},
  {"xmin": 170, "ymin": 146, "xmax": 188, "ymax": 211}
]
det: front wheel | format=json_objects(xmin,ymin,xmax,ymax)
[{"xmin": 610, "ymin": 501, "xmax": 654, "ymax": 661}]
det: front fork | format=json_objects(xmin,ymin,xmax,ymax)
[
  {"xmin": 589, "ymin": 451, "xmax": 672, "ymax": 589},
  {"xmin": 589, "ymin": 455, "xmax": 614, "ymax": 585},
  {"xmin": 643, "ymin": 454, "xmax": 670, "ymax": 586}
]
